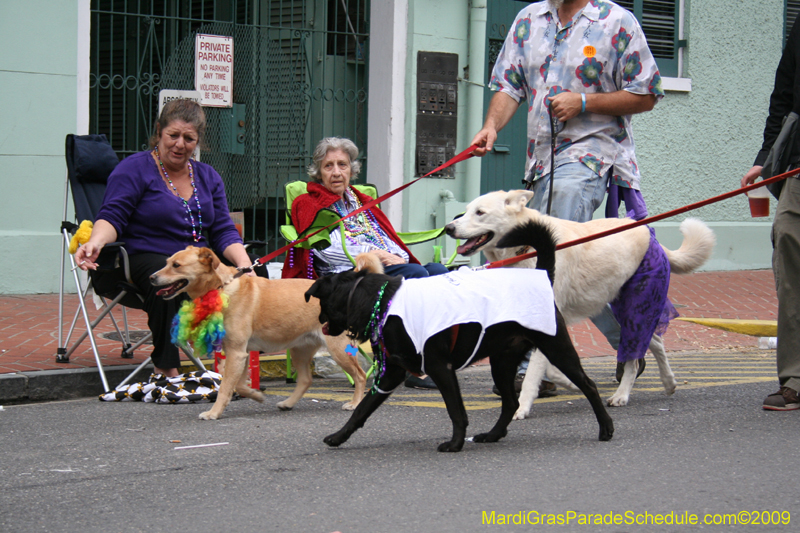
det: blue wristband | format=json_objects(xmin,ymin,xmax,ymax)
[{"xmin": 580, "ymin": 93, "xmax": 586, "ymax": 113}]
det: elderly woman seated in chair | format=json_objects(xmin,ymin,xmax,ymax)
[
  {"xmin": 74, "ymin": 99, "xmax": 259, "ymax": 379},
  {"xmin": 282, "ymin": 136, "xmax": 448, "ymax": 388},
  {"xmin": 283, "ymin": 137, "xmax": 448, "ymax": 280}
]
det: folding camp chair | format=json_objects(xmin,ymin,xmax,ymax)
[
  {"xmin": 279, "ymin": 180, "xmax": 458, "ymax": 383},
  {"xmin": 56, "ymin": 134, "xmax": 206, "ymax": 392}
]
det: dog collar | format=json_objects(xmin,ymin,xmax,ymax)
[
  {"xmin": 346, "ymin": 276, "xmax": 364, "ymax": 317},
  {"xmin": 219, "ymin": 266, "xmax": 252, "ymax": 290},
  {"xmin": 343, "ymin": 276, "xmax": 368, "ymax": 339},
  {"xmin": 233, "ymin": 266, "xmax": 252, "ymax": 278}
]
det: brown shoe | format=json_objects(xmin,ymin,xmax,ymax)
[
  {"xmin": 762, "ymin": 387, "xmax": 800, "ymax": 411},
  {"xmin": 538, "ymin": 379, "xmax": 558, "ymax": 398}
]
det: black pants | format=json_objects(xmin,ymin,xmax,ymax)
[{"xmin": 128, "ymin": 253, "xmax": 187, "ymax": 370}]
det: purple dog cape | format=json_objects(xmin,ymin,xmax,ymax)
[{"xmin": 610, "ymin": 227, "xmax": 679, "ymax": 363}]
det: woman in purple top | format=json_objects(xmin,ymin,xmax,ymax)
[{"xmin": 75, "ymin": 99, "xmax": 254, "ymax": 378}]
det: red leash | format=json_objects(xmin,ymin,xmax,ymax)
[
  {"xmin": 486, "ymin": 167, "xmax": 800, "ymax": 269},
  {"xmin": 249, "ymin": 145, "xmax": 478, "ymax": 267}
]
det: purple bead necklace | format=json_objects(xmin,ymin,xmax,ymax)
[{"xmin": 154, "ymin": 146, "xmax": 203, "ymax": 242}]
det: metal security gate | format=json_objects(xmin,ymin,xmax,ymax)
[{"xmin": 89, "ymin": 0, "xmax": 369, "ymax": 253}]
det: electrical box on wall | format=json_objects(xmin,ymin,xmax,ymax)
[{"xmin": 416, "ymin": 51, "xmax": 458, "ymax": 177}]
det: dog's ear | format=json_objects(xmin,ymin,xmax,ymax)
[
  {"xmin": 198, "ymin": 248, "xmax": 221, "ymax": 270},
  {"xmin": 304, "ymin": 281, "xmax": 320, "ymax": 303},
  {"xmin": 504, "ymin": 190, "xmax": 534, "ymax": 212},
  {"xmin": 355, "ymin": 252, "xmax": 384, "ymax": 274}
]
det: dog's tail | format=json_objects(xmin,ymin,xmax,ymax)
[
  {"xmin": 495, "ymin": 220, "xmax": 557, "ymax": 284},
  {"xmin": 354, "ymin": 252, "xmax": 385, "ymax": 274},
  {"xmin": 661, "ymin": 218, "xmax": 716, "ymax": 274}
]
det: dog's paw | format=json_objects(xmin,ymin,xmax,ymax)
[
  {"xmin": 276, "ymin": 400, "xmax": 294, "ymax": 411},
  {"xmin": 198, "ymin": 410, "xmax": 219, "ymax": 420},
  {"xmin": 239, "ymin": 389, "xmax": 264, "ymax": 403},
  {"xmin": 473, "ymin": 430, "xmax": 507, "ymax": 443},
  {"xmin": 599, "ymin": 422, "xmax": 614, "ymax": 442},
  {"xmin": 341, "ymin": 401, "xmax": 357, "ymax": 411},
  {"xmin": 607, "ymin": 393, "xmax": 629, "ymax": 407},
  {"xmin": 663, "ymin": 379, "xmax": 677, "ymax": 395},
  {"xmin": 437, "ymin": 440, "xmax": 464, "ymax": 452},
  {"xmin": 323, "ymin": 433, "xmax": 346, "ymax": 447},
  {"xmin": 512, "ymin": 407, "xmax": 531, "ymax": 420}
]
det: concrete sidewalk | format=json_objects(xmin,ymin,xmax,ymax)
[{"xmin": 0, "ymin": 269, "xmax": 779, "ymax": 403}]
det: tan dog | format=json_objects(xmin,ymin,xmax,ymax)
[{"xmin": 150, "ymin": 246, "xmax": 365, "ymax": 420}]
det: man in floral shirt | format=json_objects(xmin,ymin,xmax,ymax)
[
  {"xmin": 471, "ymin": 0, "xmax": 665, "ymax": 393},
  {"xmin": 471, "ymin": 0, "xmax": 663, "ymax": 221}
]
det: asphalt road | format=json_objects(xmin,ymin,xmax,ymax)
[{"xmin": 1, "ymin": 352, "xmax": 797, "ymax": 533}]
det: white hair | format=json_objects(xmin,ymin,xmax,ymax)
[{"xmin": 307, "ymin": 137, "xmax": 362, "ymax": 183}]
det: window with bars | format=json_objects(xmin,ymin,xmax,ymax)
[
  {"xmin": 615, "ymin": 0, "xmax": 680, "ymax": 78},
  {"xmin": 787, "ymin": 1, "xmax": 800, "ymax": 43}
]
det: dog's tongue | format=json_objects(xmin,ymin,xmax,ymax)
[
  {"xmin": 156, "ymin": 282, "xmax": 180, "ymax": 297},
  {"xmin": 322, "ymin": 323, "xmax": 329, "ymax": 335},
  {"xmin": 457, "ymin": 238, "xmax": 479, "ymax": 255}
]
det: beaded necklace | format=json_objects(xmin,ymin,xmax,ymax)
[
  {"xmin": 331, "ymin": 191, "xmax": 388, "ymax": 250},
  {"xmin": 154, "ymin": 146, "xmax": 203, "ymax": 242},
  {"xmin": 364, "ymin": 281, "xmax": 389, "ymax": 339},
  {"xmin": 362, "ymin": 282, "xmax": 392, "ymax": 394}
]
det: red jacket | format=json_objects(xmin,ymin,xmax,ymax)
[{"xmin": 281, "ymin": 182, "xmax": 419, "ymax": 279}]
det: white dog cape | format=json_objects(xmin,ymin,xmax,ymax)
[{"xmin": 384, "ymin": 268, "xmax": 556, "ymax": 371}]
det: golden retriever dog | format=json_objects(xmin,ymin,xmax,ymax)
[
  {"xmin": 445, "ymin": 189, "xmax": 716, "ymax": 413},
  {"xmin": 149, "ymin": 246, "xmax": 365, "ymax": 420}
]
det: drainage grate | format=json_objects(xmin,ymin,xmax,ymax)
[{"xmin": 98, "ymin": 331, "xmax": 153, "ymax": 345}]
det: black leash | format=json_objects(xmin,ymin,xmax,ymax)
[
  {"xmin": 546, "ymin": 100, "xmax": 557, "ymax": 216},
  {"xmin": 524, "ymin": 100, "xmax": 558, "ymax": 218}
]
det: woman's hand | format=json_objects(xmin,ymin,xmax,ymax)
[
  {"xmin": 371, "ymin": 249, "xmax": 406, "ymax": 266},
  {"xmin": 73, "ymin": 241, "xmax": 102, "ymax": 271},
  {"xmin": 223, "ymin": 242, "xmax": 257, "ymax": 276},
  {"xmin": 72, "ymin": 219, "xmax": 117, "ymax": 271}
]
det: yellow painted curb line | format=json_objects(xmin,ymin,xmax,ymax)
[{"xmin": 675, "ymin": 317, "xmax": 777, "ymax": 337}]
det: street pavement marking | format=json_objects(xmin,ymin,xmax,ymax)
[
  {"xmin": 674, "ymin": 317, "xmax": 777, "ymax": 337},
  {"xmin": 259, "ymin": 351, "xmax": 777, "ymax": 410}
]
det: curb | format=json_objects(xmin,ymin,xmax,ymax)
[
  {"xmin": 0, "ymin": 365, "xmax": 151, "ymax": 404},
  {"xmin": 0, "ymin": 352, "xmax": 371, "ymax": 405}
]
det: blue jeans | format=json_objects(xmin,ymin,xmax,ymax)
[
  {"xmin": 384, "ymin": 262, "xmax": 449, "ymax": 279},
  {"xmin": 520, "ymin": 162, "xmax": 622, "ymax": 373},
  {"xmin": 530, "ymin": 162, "xmax": 609, "ymax": 222}
]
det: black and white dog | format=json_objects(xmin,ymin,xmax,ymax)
[{"xmin": 304, "ymin": 220, "xmax": 613, "ymax": 452}]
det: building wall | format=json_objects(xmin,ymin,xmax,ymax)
[
  {"xmin": 0, "ymin": 1, "xmax": 84, "ymax": 294},
  {"xmin": 399, "ymin": 0, "xmax": 476, "ymax": 265},
  {"xmin": 635, "ymin": 0, "xmax": 784, "ymax": 270}
]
